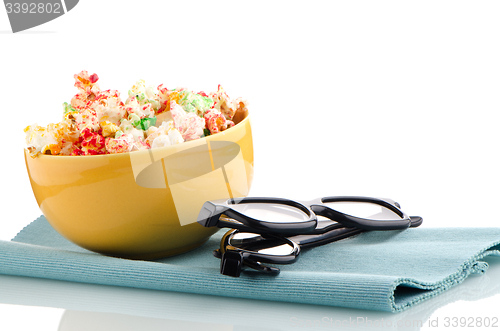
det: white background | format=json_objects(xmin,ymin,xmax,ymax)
[{"xmin": 1, "ymin": 1, "xmax": 500, "ymax": 330}]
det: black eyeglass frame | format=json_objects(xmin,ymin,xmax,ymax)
[
  {"xmin": 310, "ymin": 196, "xmax": 413, "ymax": 231},
  {"xmin": 215, "ymin": 224, "xmax": 366, "ymax": 277},
  {"xmin": 198, "ymin": 197, "xmax": 318, "ymax": 235},
  {"xmin": 198, "ymin": 196, "xmax": 415, "ymax": 235},
  {"xmin": 216, "ymin": 229, "xmax": 301, "ymax": 276},
  {"xmin": 214, "ymin": 214, "xmax": 423, "ymax": 277}
]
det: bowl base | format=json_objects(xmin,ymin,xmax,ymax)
[{"xmin": 105, "ymin": 239, "xmax": 210, "ymax": 261}]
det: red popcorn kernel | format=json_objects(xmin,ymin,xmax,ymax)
[
  {"xmin": 80, "ymin": 128, "xmax": 106, "ymax": 155},
  {"xmin": 71, "ymin": 148, "xmax": 84, "ymax": 156},
  {"xmin": 89, "ymin": 74, "xmax": 99, "ymax": 84},
  {"xmin": 74, "ymin": 70, "xmax": 100, "ymax": 94}
]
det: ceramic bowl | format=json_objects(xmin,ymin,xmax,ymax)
[{"xmin": 25, "ymin": 115, "xmax": 253, "ymax": 259}]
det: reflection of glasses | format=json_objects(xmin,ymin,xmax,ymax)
[{"xmin": 197, "ymin": 196, "xmax": 423, "ymax": 277}]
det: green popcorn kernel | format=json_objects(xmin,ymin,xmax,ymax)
[
  {"xmin": 139, "ymin": 116, "xmax": 157, "ymax": 131},
  {"xmin": 129, "ymin": 113, "xmax": 141, "ymax": 127},
  {"xmin": 63, "ymin": 102, "xmax": 77, "ymax": 115}
]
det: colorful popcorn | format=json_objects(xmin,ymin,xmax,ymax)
[
  {"xmin": 204, "ymin": 108, "xmax": 234, "ymax": 135},
  {"xmin": 24, "ymin": 71, "xmax": 249, "ymax": 157}
]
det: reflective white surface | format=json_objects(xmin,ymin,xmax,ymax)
[{"xmin": 2, "ymin": 0, "xmax": 500, "ymax": 329}]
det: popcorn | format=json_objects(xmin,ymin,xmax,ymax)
[
  {"xmin": 151, "ymin": 134, "xmax": 171, "ymax": 149},
  {"xmin": 124, "ymin": 96, "xmax": 155, "ymax": 120},
  {"xmin": 100, "ymin": 121, "xmax": 120, "ymax": 138},
  {"xmin": 80, "ymin": 128, "xmax": 106, "ymax": 155},
  {"xmin": 24, "ymin": 121, "xmax": 78, "ymax": 156},
  {"xmin": 74, "ymin": 70, "xmax": 100, "ymax": 95},
  {"xmin": 150, "ymin": 130, "xmax": 184, "ymax": 148},
  {"xmin": 24, "ymin": 71, "xmax": 248, "ymax": 157},
  {"xmin": 72, "ymin": 108, "xmax": 99, "ymax": 132},
  {"xmin": 145, "ymin": 120, "xmax": 184, "ymax": 147},
  {"xmin": 145, "ymin": 121, "xmax": 173, "ymax": 146},
  {"xmin": 210, "ymin": 85, "xmax": 249, "ymax": 121},
  {"xmin": 156, "ymin": 84, "xmax": 171, "ymax": 114},
  {"xmin": 204, "ymin": 108, "xmax": 234, "ymax": 135},
  {"xmin": 119, "ymin": 117, "xmax": 146, "ymax": 141},
  {"xmin": 70, "ymin": 92, "xmax": 95, "ymax": 111},
  {"xmin": 127, "ymin": 79, "xmax": 161, "ymax": 111},
  {"xmin": 105, "ymin": 134, "xmax": 133, "ymax": 154},
  {"xmin": 132, "ymin": 139, "xmax": 150, "ymax": 151},
  {"xmin": 24, "ymin": 124, "xmax": 61, "ymax": 156},
  {"xmin": 94, "ymin": 90, "xmax": 127, "ymax": 125},
  {"xmin": 170, "ymin": 102, "xmax": 205, "ymax": 141},
  {"xmin": 171, "ymin": 90, "xmax": 214, "ymax": 116},
  {"xmin": 168, "ymin": 128, "xmax": 184, "ymax": 145}
]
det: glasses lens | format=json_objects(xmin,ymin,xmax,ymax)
[
  {"xmin": 229, "ymin": 232, "xmax": 295, "ymax": 256},
  {"xmin": 229, "ymin": 202, "xmax": 310, "ymax": 223},
  {"xmin": 322, "ymin": 201, "xmax": 402, "ymax": 220}
]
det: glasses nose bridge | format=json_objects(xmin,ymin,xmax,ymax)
[
  {"xmin": 300, "ymin": 197, "xmax": 323, "ymax": 206},
  {"xmin": 309, "ymin": 203, "xmax": 331, "ymax": 219},
  {"xmin": 299, "ymin": 197, "xmax": 323, "ymax": 216}
]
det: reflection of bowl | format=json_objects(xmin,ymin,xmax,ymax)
[{"xmin": 24, "ymin": 116, "xmax": 253, "ymax": 259}]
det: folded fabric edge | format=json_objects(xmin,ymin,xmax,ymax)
[
  {"xmin": 0, "ymin": 239, "xmax": 398, "ymax": 312},
  {"xmin": 389, "ymin": 243, "xmax": 500, "ymax": 313},
  {"xmin": 12, "ymin": 215, "xmax": 45, "ymax": 242}
]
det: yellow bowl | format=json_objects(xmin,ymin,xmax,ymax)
[{"xmin": 25, "ymin": 116, "xmax": 253, "ymax": 259}]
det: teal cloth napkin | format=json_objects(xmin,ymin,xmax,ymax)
[{"xmin": 1, "ymin": 216, "xmax": 500, "ymax": 312}]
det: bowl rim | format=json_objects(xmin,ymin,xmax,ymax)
[{"xmin": 25, "ymin": 115, "xmax": 251, "ymax": 160}]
